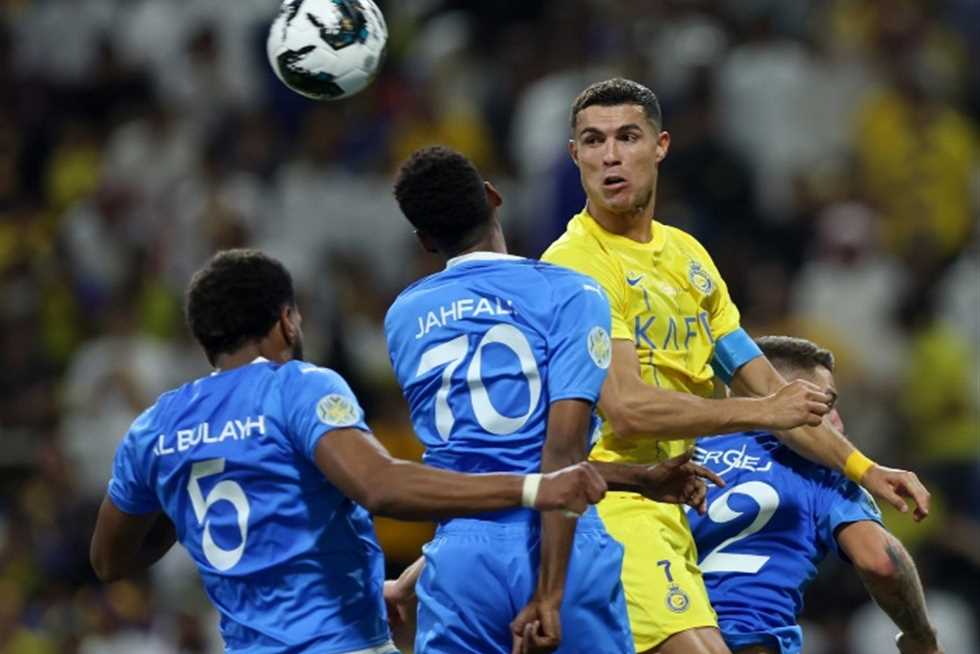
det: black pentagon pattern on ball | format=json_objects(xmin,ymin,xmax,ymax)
[
  {"xmin": 306, "ymin": 0, "xmax": 370, "ymax": 50},
  {"xmin": 279, "ymin": 0, "xmax": 306, "ymax": 40},
  {"xmin": 276, "ymin": 47, "xmax": 346, "ymax": 99}
]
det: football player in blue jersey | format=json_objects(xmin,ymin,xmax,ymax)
[
  {"xmin": 384, "ymin": 146, "xmax": 724, "ymax": 654},
  {"xmin": 688, "ymin": 336, "xmax": 942, "ymax": 654},
  {"xmin": 89, "ymin": 248, "xmax": 614, "ymax": 654}
]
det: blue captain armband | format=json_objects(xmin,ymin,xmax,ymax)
[{"xmin": 711, "ymin": 328, "xmax": 763, "ymax": 385}]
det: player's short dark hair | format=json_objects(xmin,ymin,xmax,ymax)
[
  {"xmin": 570, "ymin": 78, "xmax": 663, "ymax": 134},
  {"xmin": 393, "ymin": 146, "xmax": 491, "ymax": 254},
  {"xmin": 756, "ymin": 336, "xmax": 836, "ymax": 373},
  {"xmin": 185, "ymin": 249, "xmax": 295, "ymax": 364}
]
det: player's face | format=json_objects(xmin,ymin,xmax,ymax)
[
  {"xmin": 809, "ymin": 365, "xmax": 843, "ymax": 433},
  {"xmin": 570, "ymin": 104, "xmax": 669, "ymax": 217}
]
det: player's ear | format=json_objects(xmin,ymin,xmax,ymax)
[
  {"xmin": 278, "ymin": 305, "xmax": 298, "ymax": 346},
  {"xmin": 484, "ymin": 181, "xmax": 502, "ymax": 209},
  {"xmin": 655, "ymin": 131, "xmax": 670, "ymax": 163},
  {"xmin": 568, "ymin": 138, "xmax": 579, "ymax": 166}
]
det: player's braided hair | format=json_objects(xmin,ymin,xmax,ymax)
[
  {"xmin": 570, "ymin": 78, "xmax": 663, "ymax": 134},
  {"xmin": 755, "ymin": 335, "xmax": 836, "ymax": 373},
  {"xmin": 185, "ymin": 249, "xmax": 295, "ymax": 365},
  {"xmin": 393, "ymin": 145, "xmax": 491, "ymax": 254}
]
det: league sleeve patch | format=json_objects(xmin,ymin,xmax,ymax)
[
  {"xmin": 316, "ymin": 394, "xmax": 360, "ymax": 427},
  {"xmin": 587, "ymin": 326, "xmax": 612, "ymax": 369}
]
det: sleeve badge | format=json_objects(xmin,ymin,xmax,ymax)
[
  {"xmin": 587, "ymin": 326, "xmax": 612, "ymax": 369},
  {"xmin": 316, "ymin": 394, "xmax": 360, "ymax": 427}
]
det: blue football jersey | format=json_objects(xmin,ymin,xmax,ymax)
[
  {"xmin": 107, "ymin": 359, "xmax": 393, "ymax": 654},
  {"xmin": 384, "ymin": 253, "xmax": 612, "ymax": 476},
  {"xmin": 687, "ymin": 432, "xmax": 883, "ymax": 654}
]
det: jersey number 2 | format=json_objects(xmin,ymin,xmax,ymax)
[
  {"xmin": 699, "ymin": 481, "xmax": 779, "ymax": 575},
  {"xmin": 416, "ymin": 324, "xmax": 541, "ymax": 440},
  {"xmin": 188, "ymin": 458, "xmax": 250, "ymax": 571}
]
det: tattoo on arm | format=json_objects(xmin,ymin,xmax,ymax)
[{"xmin": 859, "ymin": 539, "xmax": 936, "ymax": 644}]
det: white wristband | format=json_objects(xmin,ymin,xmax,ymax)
[{"xmin": 522, "ymin": 473, "xmax": 542, "ymax": 508}]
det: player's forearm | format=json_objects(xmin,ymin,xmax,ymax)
[
  {"xmin": 364, "ymin": 461, "xmax": 525, "ymax": 520},
  {"xmin": 535, "ymin": 436, "xmax": 581, "ymax": 602},
  {"xmin": 857, "ymin": 536, "xmax": 937, "ymax": 646},
  {"xmin": 774, "ymin": 421, "xmax": 855, "ymax": 471},
  {"xmin": 606, "ymin": 385, "xmax": 776, "ymax": 440},
  {"xmin": 590, "ymin": 461, "xmax": 647, "ymax": 493}
]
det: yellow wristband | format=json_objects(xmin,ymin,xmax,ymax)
[{"xmin": 844, "ymin": 450, "xmax": 875, "ymax": 482}]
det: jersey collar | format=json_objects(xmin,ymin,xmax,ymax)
[
  {"xmin": 573, "ymin": 208, "xmax": 667, "ymax": 253},
  {"xmin": 212, "ymin": 356, "xmax": 270, "ymax": 375},
  {"xmin": 446, "ymin": 251, "xmax": 525, "ymax": 269}
]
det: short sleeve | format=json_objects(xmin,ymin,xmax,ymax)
[
  {"xmin": 545, "ymin": 274, "xmax": 613, "ymax": 404},
  {"xmin": 814, "ymin": 472, "xmax": 883, "ymax": 562},
  {"xmin": 280, "ymin": 363, "xmax": 371, "ymax": 461},
  {"xmin": 542, "ymin": 242, "xmax": 631, "ymax": 341},
  {"xmin": 107, "ymin": 409, "xmax": 161, "ymax": 515}
]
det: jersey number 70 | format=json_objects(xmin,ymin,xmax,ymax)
[{"xmin": 416, "ymin": 324, "xmax": 541, "ymax": 440}]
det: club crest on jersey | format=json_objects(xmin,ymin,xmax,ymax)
[
  {"xmin": 587, "ymin": 326, "xmax": 611, "ymax": 369},
  {"xmin": 316, "ymin": 394, "xmax": 359, "ymax": 427},
  {"xmin": 665, "ymin": 585, "xmax": 690, "ymax": 613},
  {"xmin": 688, "ymin": 261, "xmax": 714, "ymax": 295}
]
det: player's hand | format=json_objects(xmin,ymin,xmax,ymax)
[
  {"xmin": 636, "ymin": 450, "xmax": 725, "ymax": 515},
  {"xmin": 510, "ymin": 596, "xmax": 561, "ymax": 654},
  {"xmin": 383, "ymin": 579, "xmax": 410, "ymax": 627},
  {"xmin": 862, "ymin": 465, "xmax": 931, "ymax": 522},
  {"xmin": 383, "ymin": 579, "xmax": 417, "ymax": 651},
  {"xmin": 896, "ymin": 631, "xmax": 942, "ymax": 654},
  {"xmin": 535, "ymin": 462, "xmax": 607, "ymax": 515},
  {"xmin": 763, "ymin": 379, "xmax": 832, "ymax": 429}
]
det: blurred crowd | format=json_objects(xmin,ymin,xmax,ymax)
[{"xmin": 0, "ymin": 0, "xmax": 977, "ymax": 652}]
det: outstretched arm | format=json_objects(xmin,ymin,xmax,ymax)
[
  {"xmin": 590, "ymin": 450, "xmax": 725, "ymax": 514},
  {"xmin": 731, "ymin": 357, "xmax": 931, "ymax": 520},
  {"xmin": 836, "ymin": 521, "xmax": 941, "ymax": 654},
  {"xmin": 313, "ymin": 427, "xmax": 606, "ymax": 520},
  {"xmin": 598, "ymin": 340, "xmax": 831, "ymax": 441}
]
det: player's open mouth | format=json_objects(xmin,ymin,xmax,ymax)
[{"xmin": 602, "ymin": 176, "xmax": 627, "ymax": 191}]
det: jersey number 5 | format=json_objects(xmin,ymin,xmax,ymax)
[
  {"xmin": 416, "ymin": 324, "xmax": 541, "ymax": 440},
  {"xmin": 188, "ymin": 458, "xmax": 250, "ymax": 571},
  {"xmin": 699, "ymin": 481, "xmax": 779, "ymax": 575}
]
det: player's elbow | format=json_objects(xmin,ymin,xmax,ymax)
[
  {"xmin": 90, "ymin": 544, "xmax": 123, "ymax": 583},
  {"xmin": 359, "ymin": 487, "xmax": 394, "ymax": 516},
  {"xmin": 851, "ymin": 533, "xmax": 901, "ymax": 581},
  {"xmin": 603, "ymin": 399, "xmax": 645, "ymax": 438}
]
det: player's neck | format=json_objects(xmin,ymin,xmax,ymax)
[
  {"xmin": 587, "ymin": 200, "xmax": 654, "ymax": 243},
  {"xmin": 214, "ymin": 345, "xmax": 276, "ymax": 372},
  {"xmin": 446, "ymin": 225, "xmax": 508, "ymax": 259}
]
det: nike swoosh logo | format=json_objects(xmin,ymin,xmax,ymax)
[{"xmin": 626, "ymin": 275, "xmax": 644, "ymax": 286}]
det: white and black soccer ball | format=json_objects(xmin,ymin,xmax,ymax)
[{"xmin": 267, "ymin": 0, "xmax": 387, "ymax": 101}]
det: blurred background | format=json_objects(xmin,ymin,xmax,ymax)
[{"xmin": 0, "ymin": 0, "xmax": 977, "ymax": 652}]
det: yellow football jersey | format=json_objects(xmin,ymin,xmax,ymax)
[{"xmin": 542, "ymin": 208, "xmax": 741, "ymax": 465}]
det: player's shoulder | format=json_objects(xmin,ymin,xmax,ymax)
[
  {"xmin": 275, "ymin": 360, "xmax": 349, "ymax": 390},
  {"xmin": 122, "ymin": 385, "xmax": 185, "ymax": 449},
  {"xmin": 661, "ymin": 222, "xmax": 712, "ymax": 257}
]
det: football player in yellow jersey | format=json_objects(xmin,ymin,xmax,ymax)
[{"xmin": 541, "ymin": 78, "xmax": 933, "ymax": 654}]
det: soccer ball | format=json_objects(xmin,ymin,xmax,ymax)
[{"xmin": 267, "ymin": 0, "xmax": 387, "ymax": 101}]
